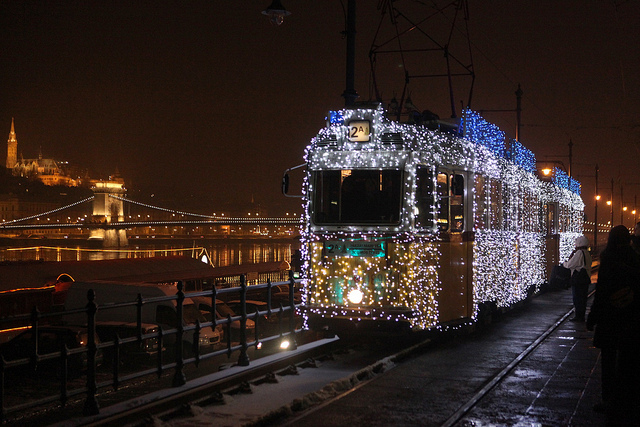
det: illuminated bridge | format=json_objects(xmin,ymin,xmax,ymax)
[{"xmin": 0, "ymin": 187, "xmax": 300, "ymax": 247}]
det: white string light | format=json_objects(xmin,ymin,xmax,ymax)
[
  {"xmin": 301, "ymin": 105, "xmax": 584, "ymax": 331},
  {"xmin": 0, "ymin": 196, "xmax": 95, "ymax": 225}
]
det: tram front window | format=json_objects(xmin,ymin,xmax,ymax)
[{"xmin": 312, "ymin": 169, "xmax": 402, "ymax": 224}]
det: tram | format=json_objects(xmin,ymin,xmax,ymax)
[{"xmin": 297, "ymin": 104, "xmax": 583, "ymax": 335}]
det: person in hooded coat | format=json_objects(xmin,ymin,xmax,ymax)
[
  {"xmin": 563, "ymin": 235, "xmax": 592, "ymax": 321},
  {"xmin": 587, "ymin": 225, "xmax": 640, "ymax": 418}
]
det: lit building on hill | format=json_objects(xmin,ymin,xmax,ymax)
[{"xmin": 5, "ymin": 118, "xmax": 79, "ymax": 187}]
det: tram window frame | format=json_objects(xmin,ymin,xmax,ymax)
[
  {"xmin": 436, "ymin": 171, "xmax": 449, "ymax": 231},
  {"xmin": 449, "ymin": 173, "xmax": 465, "ymax": 232},
  {"xmin": 489, "ymin": 178, "xmax": 503, "ymax": 230},
  {"xmin": 474, "ymin": 174, "xmax": 488, "ymax": 230},
  {"xmin": 544, "ymin": 202, "xmax": 559, "ymax": 235},
  {"xmin": 311, "ymin": 169, "xmax": 403, "ymax": 225},
  {"xmin": 435, "ymin": 169, "xmax": 465, "ymax": 233},
  {"xmin": 415, "ymin": 165, "xmax": 436, "ymax": 231}
]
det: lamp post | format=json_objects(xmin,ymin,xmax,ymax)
[
  {"xmin": 263, "ymin": 1, "xmax": 358, "ymax": 107},
  {"xmin": 620, "ymin": 181, "xmax": 624, "ymax": 225},
  {"xmin": 610, "ymin": 178, "xmax": 615, "ymax": 226},
  {"xmin": 594, "ymin": 164, "xmax": 599, "ymax": 252},
  {"xmin": 342, "ymin": 0, "xmax": 358, "ymax": 107}
]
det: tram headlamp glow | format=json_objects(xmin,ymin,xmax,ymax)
[{"xmin": 347, "ymin": 289, "xmax": 364, "ymax": 304}]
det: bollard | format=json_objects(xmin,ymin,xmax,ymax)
[
  {"xmin": 113, "ymin": 336, "xmax": 120, "ymax": 390},
  {"xmin": 156, "ymin": 327, "xmax": 164, "ymax": 378},
  {"xmin": 237, "ymin": 275, "xmax": 250, "ymax": 366},
  {"xmin": 287, "ymin": 270, "xmax": 298, "ymax": 350},
  {"xmin": 193, "ymin": 320, "xmax": 201, "ymax": 367},
  {"xmin": 266, "ymin": 279, "xmax": 273, "ymax": 316},
  {"xmin": 0, "ymin": 355, "xmax": 5, "ymax": 421},
  {"xmin": 172, "ymin": 282, "xmax": 186, "ymax": 387},
  {"xmin": 136, "ymin": 293, "xmax": 143, "ymax": 351},
  {"xmin": 226, "ymin": 314, "xmax": 232, "ymax": 358},
  {"xmin": 29, "ymin": 307, "xmax": 40, "ymax": 372},
  {"xmin": 59, "ymin": 341, "xmax": 68, "ymax": 406},
  {"xmin": 83, "ymin": 289, "xmax": 99, "ymax": 416}
]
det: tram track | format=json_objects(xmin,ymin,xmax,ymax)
[
  {"xmin": 95, "ymin": 302, "xmax": 581, "ymax": 426},
  {"xmin": 279, "ymin": 306, "xmax": 580, "ymax": 427},
  {"xmin": 281, "ymin": 286, "xmax": 599, "ymax": 426},
  {"xmin": 64, "ymin": 336, "xmax": 345, "ymax": 426},
  {"xmin": 441, "ymin": 286, "xmax": 599, "ymax": 427},
  {"xmin": 440, "ymin": 304, "xmax": 578, "ymax": 427}
]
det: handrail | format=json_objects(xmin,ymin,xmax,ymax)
[{"xmin": 0, "ymin": 273, "xmax": 303, "ymax": 422}]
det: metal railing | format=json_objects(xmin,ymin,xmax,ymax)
[{"xmin": 0, "ymin": 272, "xmax": 302, "ymax": 421}]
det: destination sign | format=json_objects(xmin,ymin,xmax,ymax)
[
  {"xmin": 348, "ymin": 120, "xmax": 371, "ymax": 142},
  {"xmin": 324, "ymin": 240, "xmax": 385, "ymax": 257}
]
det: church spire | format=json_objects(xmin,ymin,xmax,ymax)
[{"xmin": 6, "ymin": 118, "xmax": 18, "ymax": 170}]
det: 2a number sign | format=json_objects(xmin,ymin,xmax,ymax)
[{"xmin": 348, "ymin": 120, "xmax": 370, "ymax": 142}]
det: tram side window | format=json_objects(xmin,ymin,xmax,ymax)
[
  {"xmin": 415, "ymin": 166, "xmax": 435, "ymax": 230},
  {"xmin": 436, "ymin": 172, "xmax": 449, "ymax": 231},
  {"xmin": 544, "ymin": 202, "xmax": 558, "ymax": 235},
  {"xmin": 450, "ymin": 174, "xmax": 464, "ymax": 232},
  {"xmin": 474, "ymin": 175, "xmax": 487, "ymax": 230},
  {"xmin": 489, "ymin": 179, "xmax": 503, "ymax": 230}
]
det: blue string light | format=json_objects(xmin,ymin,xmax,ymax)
[
  {"xmin": 461, "ymin": 109, "xmax": 506, "ymax": 159},
  {"xmin": 328, "ymin": 110, "xmax": 344, "ymax": 125},
  {"xmin": 507, "ymin": 138, "xmax": 536, "ymax": 174}
]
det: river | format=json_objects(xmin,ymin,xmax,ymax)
[{"xmin": 0, "ymin": 237, "xmax": 300, "ymax": 267}]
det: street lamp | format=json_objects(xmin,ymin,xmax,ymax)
[
  {"xmin": 263, "ymin": 1, "xmax": 358, "ymax": 107},
  {"xmin": 262, "ymin": 0, "xmax": 291, "ymax": 25}
]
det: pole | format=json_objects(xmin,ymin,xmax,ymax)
[
  {"xmin": 594, "ymin": 164, "xmax": 599, "ymax": 251},
  {"xmin": 342, "ymin": 0, "xmax": 358, "ymax": 107},
  {"xmin": 620, "ymin": 182, "xmax": 624, "ymax": 226},
  {"xmin": 515, "ymin": 84, "xmax": 522, "ymax": 142},
  {"xmin": 611, "ymin": 178, "xmax": 614, "ymax": 226},
  {"xmin": 568, "ymin": 139, "xmax": 573, "ymax": 179}
]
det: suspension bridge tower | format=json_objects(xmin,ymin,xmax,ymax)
[{"xmin": 89, "ymin": 181, "xmax": 128, "ymax": 247}]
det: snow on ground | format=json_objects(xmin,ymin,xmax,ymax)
[{"xmin": 149, "ymin": 349, "xmax": 397, "ymax": 427}]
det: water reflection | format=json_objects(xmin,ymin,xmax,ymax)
[{"xmin": 0, "ymin": 239, "xmax": 299, "ymax": 267}]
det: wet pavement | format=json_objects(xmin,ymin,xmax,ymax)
[{"xmin": 289, "ymin": 286, "xmax": 618, "ymax": 426}]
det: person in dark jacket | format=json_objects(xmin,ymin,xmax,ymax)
[
  {"xmin": 632, "ymin": 221, "xmax": 640, "ymax": 257},
  {"xmin": 586, "ymin": 225, "xmax": 640, "ymax": 420}
]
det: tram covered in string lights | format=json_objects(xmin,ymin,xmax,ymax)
[{"xmin": 298, "ymin": 104, "xmax": 583, "ymax": 335}]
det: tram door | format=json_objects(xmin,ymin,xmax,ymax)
[{"xmin": 432, "ymin": 168, "xmax": 472, "ymax": 322}]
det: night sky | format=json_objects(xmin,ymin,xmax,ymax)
[{"xmin": 1, "ymin": 1, "xmax": 639, "ymax": 224}]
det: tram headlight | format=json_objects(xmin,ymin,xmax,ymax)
[{"xmin": 347, "ymin": 289, "xmax": 364, "ymax": 304}]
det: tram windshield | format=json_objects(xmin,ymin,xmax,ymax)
[{"xmin": 312, "ymin": 169, "xmax": 402, "ymax": 224}]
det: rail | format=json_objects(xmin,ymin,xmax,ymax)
[{"xmin": 0, "ymin": 272, "xmax": 303, "ymax": 421}]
